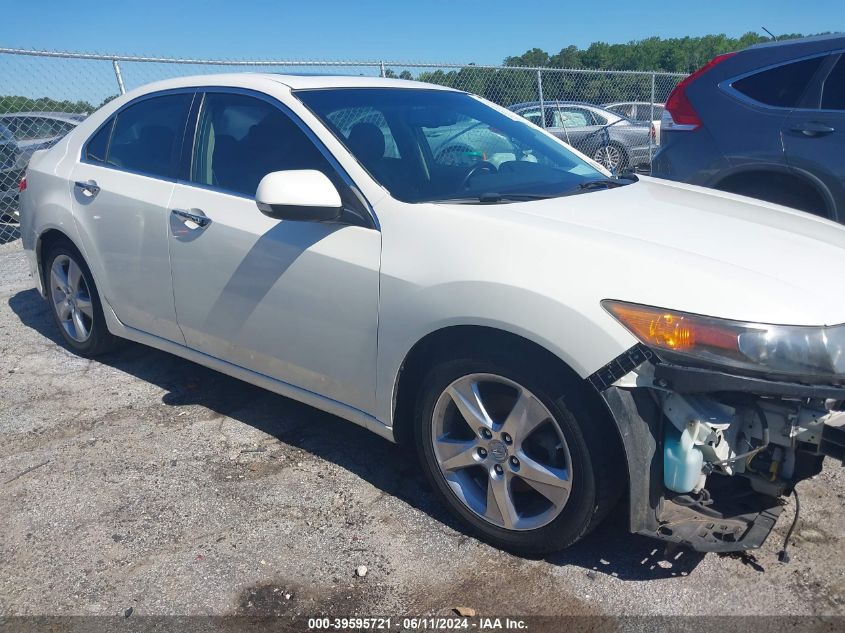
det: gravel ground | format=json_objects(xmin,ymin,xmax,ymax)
[{"xmin": 1, "ymin": 237, "xmax": 844, "ymax": 622}]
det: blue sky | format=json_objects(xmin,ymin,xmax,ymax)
[{"xmin": 5, "ymin": 0, "xmax": 843, "ymax": 64}]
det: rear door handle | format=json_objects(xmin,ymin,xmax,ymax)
[
  {"xmin": 74, "ymin": 180, "xmax": 100, "ymax": 197},
  {"xmin": 790, "ymin": 121, "xmax": 835, "ymax": 137},
  {"xmin": 171, "ymin": 208, "xmax": 211, "ymax": 228}
]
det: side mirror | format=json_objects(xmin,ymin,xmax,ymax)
[{"xmin": 255, "ymin": 170, "xmax": 342, "ymax": 222}]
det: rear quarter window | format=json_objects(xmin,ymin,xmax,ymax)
[
  {"xmin": 85, "ymin": 119, "xmax": 114, "ymax": 164},
  {"xmin": 732, "ymin": 57, "xmax": 824, "ymax": 108}
]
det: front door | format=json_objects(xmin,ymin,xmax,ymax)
[{"xmin": 168, "ymin": 91, "xmax": 381, "ymax": 413}]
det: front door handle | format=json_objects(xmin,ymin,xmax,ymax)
[
  {"xmin": 171, "ymin": 208, "xmax": 211, "ymax": 229},
  {"xmin": 74, "ymin": 180, "xmax": 100, "ymax": 198},
  {"xmin": 790, "ymin": 121, "xmax": 835, "ymax": 137}
]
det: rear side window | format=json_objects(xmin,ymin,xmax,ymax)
[
  {"xmin": 635, "ymin": 105, "xmax": 662, "ymax": 121},
  {"xmin": 821, "ymin": 55, "xmax": 845, "ymax": 110},
  {"xmin": 106, "ymin": 93, "xmax": 193, "ymax": 178},
  {"xmin": 85, "ymin": 119, "xmax": 113, "ymax": 164},
  {"xmin": 191, "ymin": 92, "xmax": 332, "ymax": 197},
  {"xmin": 609, "ymin": 104, "xmax": 634, "ymax": 118},
  {"xmin": 732, "ymin": 57, "xmax": 824, "ymax": 108}
]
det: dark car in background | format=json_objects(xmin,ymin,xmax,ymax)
[
  {"xmin": 653, "ymin": 34, "xmax": 845, "ymax": 222},
  {"xmin": 0, "ymin": 112, "xmax": 83, "ymax": 221},
  {"xmin": 510, "ymin": 101, "xmax": 654, "ymax": 172},
  {"xmin": 0, "ymin": 112, "xmax": 85, "ymax": 167},
  {"xmin": 0, "ymin": 123, "xmax": 23, "ymax": 220}
]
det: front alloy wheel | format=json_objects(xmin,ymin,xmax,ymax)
[
  {"xmin": 416, "ymin": 357, "xmax": 623, "ymax": 554},
  {"xmin": 431, "ymin": 373, "xmax": 573, "ymax": 530}
]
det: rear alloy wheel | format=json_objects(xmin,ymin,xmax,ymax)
[
  {"xmin": 50, "ymin": 254, "xmax": 94, "ymax": 343},
  {"xmin": 416, "ymin": 357, "xmax": 622, "ymax": 554},
  {"xmin": 45, "ymin": 241, "xmax": 120, "ymax": 356},
  {"xmin": 593, "ymin": 144, "xmax": 624, "ymax": 171}
]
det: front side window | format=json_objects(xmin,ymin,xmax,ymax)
[
  {"xmin": 191, "ymin": 92, "xmax": 332, "ymax": 197},
  {"xmin": 821, "ymin": 55, "xmax": 845, "ymax": 111},
  {"xmin": 733, "ymin": 57, "xmax": 824, "ymax": 108},
  {"xmin": 297, "ymin": 88, "xmax": 607, "ymax": 204},
  {"xmin": 550, "ymin": 107, "xmax": 592, "ymax": 128},
  {"xmin": 107, "ymin": 93, "xmax": 193, "ymax": 178}
]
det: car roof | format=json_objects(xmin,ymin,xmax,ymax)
[
  {"xmin": 125, "ymin": 73, "xmax": 459, "ymax": 95},
  {"xmin": 0, "ymin": 111, "xmax": 86, "ymax": 121},
  {"xmin": 747, "ymin": 32, "xmax": 845, "ymax": 51},
  {"xmin": 602, "ymin": 101, "xmax": 664, "ymax": 107},
  {"xmin": 509, "ymin": 100, "xmax": 623, "ymax": 117},
  {"xmin": 511, "ymin": 100, "xmax": 607, "ymax": 109},
  {"xmin": 272, "ymin": 74, "xmax": 456, "ymax": 91}
]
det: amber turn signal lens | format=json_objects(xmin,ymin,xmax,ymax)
[{"xmin": 603, "ymin": 301, "xmax": 740, "ymax": 353}]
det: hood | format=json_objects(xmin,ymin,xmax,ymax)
[{"xmin": 474, "ymin": 176, "xmax": 845, "ymax": 327}]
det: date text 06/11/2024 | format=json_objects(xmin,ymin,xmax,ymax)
[{"xmin": 306, "ymin": 616, "xmax": 529, "ymax": 630}]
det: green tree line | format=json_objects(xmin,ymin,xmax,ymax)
[
  {"xmin": 502, "ymin": 32, "xmax": 808, "ymax": 73},
  {"xmin": 391, "ymin": 32, "xmax": 814, "ymax": 107},
  {"xmin": 0, "ymin": 95, "xmax": 114, "ymax": 116}
]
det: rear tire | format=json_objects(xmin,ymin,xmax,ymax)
[
  {"xmin": 44, "ymin": 240, "xmax": 120, "ymax": 357},
  {"xmin": 593, "ymin": 142, "xmax": 627, "ymax": 172},
  {"xmin": 414, "ymin": 354, "xmax": 624, "ymax": 554}
]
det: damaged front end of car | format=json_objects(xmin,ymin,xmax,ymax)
[{"xmin": 590, "ymin": 301, "xmax": 845, "ymax": 553}]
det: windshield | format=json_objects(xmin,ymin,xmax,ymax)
[{"xmin": 295, "ymin": 88, "xmax": 610, "ymax": 204}]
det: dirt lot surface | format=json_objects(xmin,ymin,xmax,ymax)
[{"xmin": 1, "ymin": 238, "xmax": 844, "ymax": 622}]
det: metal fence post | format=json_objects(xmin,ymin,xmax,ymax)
[
  {"xmin": 649, "ymin": 71, "xmax": 656, "ymax": 164},
  {"xmin": 537, "ymin": 69, "xmax": 545, "ymax": 128},
  {"xmin": 379, "ymin": 61, "xmax": 386, "ymax": 78},
  {"xmin": 112, "ymin": 59, "xmax": 126, "ymax": 95}
]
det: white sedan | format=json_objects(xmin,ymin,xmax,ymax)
[{"xmin": 19, "ymin": 74, "xmax": 845, "ymax": 555}]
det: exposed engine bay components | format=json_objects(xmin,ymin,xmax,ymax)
[{"xmin": 659, "ymin": 390, "xmax": 843, "ymax": 496}]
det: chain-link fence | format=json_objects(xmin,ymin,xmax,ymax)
[{"xmin": 0, "ymin": 48, "xmax": 686, "ymax": 244}]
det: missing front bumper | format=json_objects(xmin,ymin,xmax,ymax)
[{"xmin": 593, "ymin": 353, "xmax": 840, "ymax": 553}]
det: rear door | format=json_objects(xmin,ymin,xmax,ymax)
[
  {"xmin": 70, "ymin": 91, "xmax": 194, "ymax": 342},
  {"xmin": 782, "ymin": 53, "xmax": 845, "ymax": 221},
  {"xmin": 726, "ymin": 55, "xmax": 827, "ymax": 179}
]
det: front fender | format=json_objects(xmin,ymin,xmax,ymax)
[{"xmin": 375, "ymin": 280, "xmax": 636, "ymax": 425}]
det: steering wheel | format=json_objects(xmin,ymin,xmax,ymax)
[{"xmin": 458, "ymin": 160, "xmax": 498, "ymax": 191}]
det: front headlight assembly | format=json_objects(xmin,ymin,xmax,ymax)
[{"xmin": 602, "ymin": 300, "xmax": 845, "ymax": 382}]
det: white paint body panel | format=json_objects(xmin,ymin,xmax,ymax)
[
  {"xmin": 167, "ymin": 182, "xmax": 380, "ymax": 414},
  {"xmin": 18, "ymin": 74, "xmax": 845, "ymax": 441}
]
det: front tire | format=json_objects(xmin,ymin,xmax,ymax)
[
  {"xmin": 414, "ymin": 356, "xmax": 623, "ymax": 554},
  {"xmin": 44, "ymin": 240, "xmax": 120, "ymax": 356}
]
